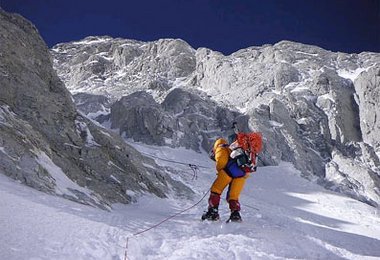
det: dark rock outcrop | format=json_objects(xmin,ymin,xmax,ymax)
[
  {"xmin": 0, "ymin": 9, "xmax": 191, "ymax": 209},
  {"xmin": 110, "ymin": 89, "xmax": 244, "ymax": 152}
]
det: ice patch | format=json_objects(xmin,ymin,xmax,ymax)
[
  {"xmin": 87, "ymin": 106, "xmax": 110, "ymax": 120},
  {"xmin": 75, "ymin": 120, "xmax": 101, "ymax": 147},
  {"xmin": 100, "ymin": 130, "xmax": 112, "ymax": 138},
  {"xmin": 337, "ymin": 67, "xmax": 367, "ymax": 82},
  {"xmin": 269, "ymin": 120, "xmax": 283, "ymax": 127},
  {"xmin": 110, "ymin": 175, "xmax": 121, "ymax": 184},
  {"xmin": 72, "ymin": 38, "xmax": 110, "ymax": 45},
  {"xmin": 295, "ymin": 51, "xmax": 319, "ymax": 56},
  {"xmin": 318, "ymin": 93, "xmax": 335, "ymax": 103},
  {"xmin": 87, "ymin": 60, "xmax": 99, "ymax": 64},
  {"xmin": 164, "ymin": 137, "xmax": 173, "ymax": 145},
  {"xmin": 0, "ymin": 106, "xmax": 14, "ymax": 127},
  {"xmin": 35, "ymin": 151, "xmax": 94, "ymax": 199},
  {"xmin": 0, "ymin": 146, "xmax": 18, "ymax": 161},
  {"xmin": 107, "ymin": 161, "xmax": 125, "ymax": 173},
  {"xmin": 126, "ymin": 190, "xmax": 136, "ymax": 197},
  {"xmin": 291, "ymin": 86, "xmax": 310, "ymax": 93},
  {"xmin": 296, "ymin": 118, "xmax": 308, "ymax": 125}
]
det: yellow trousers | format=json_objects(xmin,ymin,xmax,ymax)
[{"xmin": 210, "ymin": 170, "xmax": 246, "ymax": 201}]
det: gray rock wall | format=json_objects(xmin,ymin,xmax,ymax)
[
  {"xmin": 0, "ymin": 9, "xmax": 191, "ymax": 209},
  {"xmin": 109, "ymin": 89, "xmax": 244, "ymax": 152},
  {"xmin": 354, "ymin": 67, "xmax": 380, "ymax": 150}
]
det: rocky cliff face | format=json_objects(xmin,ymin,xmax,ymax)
[
  {"xmin": 0, "ymin": 9, "xmax": 191, "ymax": 210},
  {"xmin": 109, "ymin": 89, "xmax": 245, "ymax": 151},
  {"xmin": 51, "ymin": 35, "xmax": 380, "ymax": 207}
]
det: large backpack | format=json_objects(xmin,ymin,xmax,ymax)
[{"xmin": 228, "ymin": 132, "xmax": 263, "ymax": 174}]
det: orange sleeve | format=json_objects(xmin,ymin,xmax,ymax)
[{"xmin": 215, "ymin": 147, "xmax": 230, "ymax": 171}]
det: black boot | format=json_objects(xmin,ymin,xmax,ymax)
[
  {"xmin": 201, "ymin": 207, "xmax": 220, "ymax": 221},
  {"xmin": 229, "ymin": 210, "xmax": 242, "ymax": 222}
]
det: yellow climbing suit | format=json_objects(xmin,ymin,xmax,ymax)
[{"xmin": 210, "ymin": 138, "xmax": 247, "ymax": 202}]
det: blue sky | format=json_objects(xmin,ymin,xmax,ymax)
[{"xmin": 2, "ymin": 0, "xmax": 379, "ymax": 54}]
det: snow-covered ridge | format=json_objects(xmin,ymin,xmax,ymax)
[
  {"xmin": 52, "ymin": 36, "xmax": 196, "ymax": 100},
  {"xmin": 51, "ymin": 37, "xmax": 379, "ymax": 110}
]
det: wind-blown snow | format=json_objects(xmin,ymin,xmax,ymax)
[{"xmin": 1, "ymin": 144, "xmax": 380, "ymax": 260}]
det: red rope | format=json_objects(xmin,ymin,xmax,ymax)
[{"xmin": 124, "ymin": 189, "xmax": 210, "ymax": 260}]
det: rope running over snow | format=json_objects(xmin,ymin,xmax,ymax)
[
  {"xmin": 124, "ymin": 189, "xmax": 210, "ymax": 260},
  {"xmin": 124, "ymin": 151, "xmax": 263, "ymax": 258}
]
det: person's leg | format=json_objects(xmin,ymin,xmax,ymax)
[
  {"xmin": 209, "ymin": 170, "xmax": 232, "ymax": 208},
  {"xmin": 227, "ymin": 177, "xmax": 246, "ymax": 221},
  {"xmin": 202, "ymin": 171, "xmax": 232, "ymax": 221}
]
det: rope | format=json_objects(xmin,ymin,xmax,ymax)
[
  {"xmin": 189, "ymin": 164, "xmax": 199, "ymax": 180},
  {"xmin": 123, "ymin": 149, "xmax": 262, "ymax": 259},
  {"xmin": 139, "ymin": 151, "xmax": 211, "ymax": 169},
  {"xmin": 124, "ymin": 189, "xmax": 210, "ymax": 260}
]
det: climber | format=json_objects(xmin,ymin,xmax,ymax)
[{"xmin": 201, "ymin": 138, "xmax": 247, "ymax": 222}]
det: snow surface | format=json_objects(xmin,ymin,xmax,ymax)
[
  {"xmin": 337, "ymin": 68, "xmax": 367, "ymax": 82},
  {"xmin": 1, "ymin": 143, "xmax": 380, "ymax": 260}
]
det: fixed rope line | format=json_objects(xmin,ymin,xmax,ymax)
[
  {"xmin": 124, "ymin": 189, "xmax": 210, "ymax": 260},
  {"xmin": 139, "ymin": 151, "xmax": 211, "ymax": 180},
  {"xmin": 189, "ymin": 164, "xmax": 199, "ymax": 180},
  {"xmin": 139, "ymin": 151, "xmax": 211, "ymax": 169}
]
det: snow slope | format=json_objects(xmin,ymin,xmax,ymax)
[{"xmin": 1, "ymin": 144, "xmax": 380, "ymax": 260}]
